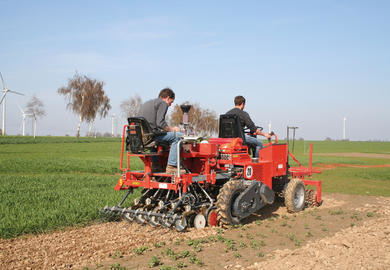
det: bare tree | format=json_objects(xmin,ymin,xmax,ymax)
[
  {"xmin": 120, "ymin": 94, "xmax": 142, "ymax": 118},
  {"xmin": 170, "ymin": 102, "xmax": 218, "ymax": 136},
  {"xmin": 58, "ymin": 72, "xmax": 111, "ymax": 137},
  {"xmin": 26, "ymin": 95, "xmax": 46, "ymax": 138}
]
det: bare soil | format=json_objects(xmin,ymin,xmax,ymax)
[{"xmin": 1, "ymin": 193, "xmax": 389, "ymax": 270}]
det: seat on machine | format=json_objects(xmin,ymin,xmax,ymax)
[
  {"xmin": 218, "ymin": 114, "xmax": 247, "ymax": 144},
  {"xmin": 218, "ymin": 114, "xmax": 260, "ymax": 156},
  {"xmin": 126, "ymin": 117, "xmax": 168, "ymax": 154}
]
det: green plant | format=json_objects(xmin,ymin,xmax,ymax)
[
  {"xmin": 257, "ymin": 252, "xmax": 265, "ymax": 257},
  {"xmin": 216, "ymin": 228, "xmax": 224, "ymax": 234},
  {"xmin": 367, "ymin": 212, "xmax": 374, "ymax": 217},
  {"xmin": 149, "ymin": 256, "xmax": 162, "ymax": 268},
  {"xmin": 133, "ymin": 246, "xmax": 149, "ymax": 255},
  {"xmin": 189, "ymin": 255, "xmax": 203, "ymax": 266},
  {"xmin": 234, "ymin": 252, "xmax": 242, "ymax": 258},
  {"xmin": 110, "ymin": 263, "xmax": 126, "ymax": 270},
  {"xmin": 306, "ymin": 231, "xmax": 313, "ymax": 237},
  {"xmin": 329, "ymin": 209, "xmax": 344, "ymax": 215},
  {"xmin": 350, "ymin": 213, "xmax": 361, "ymax": 221},
  {"xmin": 111, "ymin": 251, "xmax": 123, "ymax": 259},
  {"xmin": 154, "ymin": 242, "xmax": 166, "ymax": 248},
  {"xmin": 225, "ymin": 239, "xmax": 237, "ymax": 251},
  {"xmin": 179, "ymin": 250, "xmax": 191, "ymax": 258},
  {"xmin": 239, "ymin": 241, "xmax": 247, "ymax": 248},
  {"xmin": 250, "ymin": 240, "xmax": 260, "ymax": 250},
  {"xmin": 177, "ymin": 261, "xmax": 187, "ymax": 268},
  {"xmin": 159, "ymin": 266, "xmax": 175, "ymax": 270}
]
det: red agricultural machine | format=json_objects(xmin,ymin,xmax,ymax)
[{"xmin": 103, "ymin": 108, "xmax": 322, "ymax": 231}]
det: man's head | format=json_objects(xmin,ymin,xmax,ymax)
[
  {"xmin": 159, "ymin": 88, "xmax": 175, "ymax": 107},
  {"xmin": 234, "ymin": 95, "xmax": 246, "ymax": 110}
]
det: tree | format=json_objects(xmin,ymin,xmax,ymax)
[
  {"xmin": 26, "ymin": 95, "xmax": 45, "ymax": 139},
  {"xmin": 58, "ymin": 72, "xmax": 111, "ymax": 137},
  {"xmin": 170, "ymin": 102, "xmax": 218, "ymax": 136},
  {"xmin": 120, "ymin": 94, "xmax": 142, "ymax": 118}
]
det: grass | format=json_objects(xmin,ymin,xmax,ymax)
[
  {"xmin": 1, "ymin": 136, "xmax": 390, "ymax": 239},
  {"xmin": 312, "ymin": 167, "xmax": 390, "ymax": 196},
  {"xmin": 0, "ymin": 137, "xmax": 143, "ymax": 239}
]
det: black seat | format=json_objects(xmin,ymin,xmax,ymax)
[
  {"xmin": 218, "ymin": 114, "xmax": 247, "ymax": 144},
  {"xmin": 126, "ymin": 117, "xmax": 168, "ymax": 154},
  {"xmin": 218, "ymin": 114, "xmax": 260, "ymax": 156}
]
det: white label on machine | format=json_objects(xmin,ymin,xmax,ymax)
[
  {"xmin": 246, "ymin": 166, "xmax": 253, "ymax": 178},
  {"xmin": 278, "ymin": 164, "xmax": 283, "ymax": 169},
  {"xmin": 159, "ymin": 183, "xmax": 168, "ymax": 189}
]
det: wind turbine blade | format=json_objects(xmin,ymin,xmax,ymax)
[
  {"xmin": 0, "ymin": 72, "xmax": 6, "ymax": 90},
  {"xmin": 0, "ymin": 93, "xmax": 6, "ymax": 105},
  {"xmin": 18, "ymin": 105, "xmax": 25, "ymax": 114},
  {"xmin": 8, "ymin": 90, "xmax": 25, "ymax": 96}
]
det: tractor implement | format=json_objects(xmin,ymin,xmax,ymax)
[{"xmin": 103, "ymin": 109, "xmax": 322, "ymax": 231}]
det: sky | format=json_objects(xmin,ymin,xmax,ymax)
[{"xmin": 0, "ymin": 0, "xmax": 389, "ymax": 141}]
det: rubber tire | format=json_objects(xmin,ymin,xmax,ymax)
[
  {"xmin": 216, "ymin": 180, "xmax": 246, "ymax": 226},
  {"xmin": 285, "ymin": 178, "xmax": 306, "ymax": 213}
]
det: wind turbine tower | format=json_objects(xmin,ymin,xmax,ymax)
[
  {"xmin": 1, "ymin": 72, "xmax": 25, "ymax": 135},
  {"xmin": 343, "ymin": 117, "xmax": 347, "ymax": 140},
  {"xmin": 268, "ymin": 121, "xmax": 272, "ymax": 133},
  {"xmin": 111, "ymin": 114, "xmax": 116, "ymax": 137},
  {"xmin": 18, "ymin": 105, "xmax": 33, "ymax": 136}
]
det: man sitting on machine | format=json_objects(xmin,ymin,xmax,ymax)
[
  {"xmin": 226, "ymin": 95, "xmax": 271, "ymax": 157},
  {"xmin": 138, "ymin": 88, "xmax": 185, "ymax": 174}
]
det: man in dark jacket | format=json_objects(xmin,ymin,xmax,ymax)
[
  {"xmin": 226, "ymin": 95, "xmax": 271, "ymax": 157},
  {"xmin": 138, "ymin": 88, "xmax": 184, "ymax": 174}
]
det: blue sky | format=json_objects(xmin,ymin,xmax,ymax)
[{"xmin": 1, "ymin": 0, "xmax": 389, "ymax": 140}]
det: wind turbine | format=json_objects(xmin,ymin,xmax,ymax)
[
  {"xmin": 1, "ymin": 72, "xmax": 25, "ymax": 136},
  {"xmin": 18, "ymin": 105, "xmax": 33, "ymax": 136},
  {"xmin": 343, "ymin": 117, "xmax": 347, "ymax": 140},
  {"xmin": 111, "ymin": 114, "xmax": 117, "ymax": 137}
]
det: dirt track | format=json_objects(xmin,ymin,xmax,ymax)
[{"xmin": 1, "ymin": 193, "xmax": 389, "ymax": 269}]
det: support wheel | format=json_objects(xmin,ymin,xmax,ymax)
[
  {"xmin": 216, "ymin": 180, "xmax": 246, "ymax": 226},
  {"xmin": 285, "ymin": 178, "xmax": 306, "ymax": 213}
]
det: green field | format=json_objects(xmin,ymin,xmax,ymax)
[{"xmin": 1, "ymin": 137, "xmax": 390, "ymax": 239}]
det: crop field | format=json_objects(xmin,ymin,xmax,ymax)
[
  {"xmin": 0, "ymin": 136, "xmax": 143, "ymax": 239},
  {"xmin": 1, "ymin": 137, "xmax": 390, "ymax": 240}
]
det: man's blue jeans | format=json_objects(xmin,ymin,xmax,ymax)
[
  {"xmin": 154, "ymin": 132, "xmax": 183, "ymax": 166},
  {"xmin": 245, "ymin": 135, "xmax": 263, "ymax": 158}
]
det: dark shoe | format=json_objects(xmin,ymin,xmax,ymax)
[
  {"xmin": 165, "ymin": 165, "xmax": 186, "ymax": 174},
  {"xmin": 152, "ymin": 164, "xmax": 164, "ymax": 172}
]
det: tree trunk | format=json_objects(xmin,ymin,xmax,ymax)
[
  {"xmin": 76, "ymin": 115, "xmax": 82, "ymax": 138},
  {"xmin": 87, "ymin": 121, "xmax": 94, "ymax": 137},
  {"xmin": 33, "ymin": 117, "xmax": 37, "ymax": 139}
]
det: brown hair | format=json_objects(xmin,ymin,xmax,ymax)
[
  {"xmin": 234, "ymin": 95, "xmax": 246, "ymax": 106},
  {"xmin": 159, "ymin": 88, "xmax": 175, "ymax": 99}
]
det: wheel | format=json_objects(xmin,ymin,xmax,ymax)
[
  {"xmin": 175, "ymin": 217, "xmax": 187, "ymax": 232},
  {"xmin": 305, "ymin": 189, "xmax": 320, "ymax": 207},
  {"xmin": 216, "ymin": 180, "xmax": 246, "ymax": 226},
  {"xmin": 193, "ymin": 213, "xmax": 206, "ymax": 229},
  {"xmin": 285, "ymin": 178, "xmax": 306, "ymax": 212},
  {"xmin": 206, "ymin": 209, "xmax": 218, "ymax": 227}
]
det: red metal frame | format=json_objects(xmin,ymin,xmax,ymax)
[{"xmin": 115, "ymin": 125, "xmax": 322, "ymax": 204}]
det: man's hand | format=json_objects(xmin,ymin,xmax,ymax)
[
  {"xmin": 171, "ymin": 126, "xmax": 181, "ymax": 132},
  {"xmin": 256, "ymin": 129, "xmax": 271, "ymax": 139}
]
